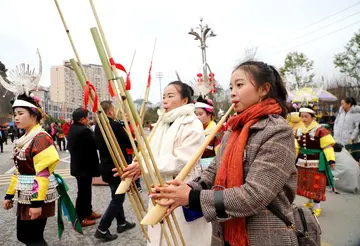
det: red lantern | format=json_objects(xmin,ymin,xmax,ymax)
[
  {"xmin": 197, "ymin": 73, "xmax": 202, "ymax": 77},
  {"xmin": 209, "ymin": 72, "xmax": 215, "ymax": 77}
]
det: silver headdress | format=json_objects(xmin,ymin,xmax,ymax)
[
  {"xmin": 0, "ymin": 49, "xmax": 42, "ymax": 97},
  {"xmin": 195, "ymin": 63, "xmax": 216, "ymax": 97},
  {"xmin": 299, "ymin": 97, "xmax": 316, "ymax": 114}
]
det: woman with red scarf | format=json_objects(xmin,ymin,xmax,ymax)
[{"xmin": 147, "ymin": 61, "xmax": 298, "ymax": 246}]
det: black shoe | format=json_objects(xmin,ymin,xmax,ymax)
[
  {"xmin": 94, "ymin": 229, "xmax": 118, "ymax": 242},
  {"xmin": 117, "ymin": 221, "xmax": 136, "ymax": 233},
  {"xmin": 137, "ymin": 186, "xmax": 143, "ymax": 193}
]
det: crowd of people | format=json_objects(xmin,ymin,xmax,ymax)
[{"xmin": 2, "ymin": 60, "xmax": 359, "ymax": 246}]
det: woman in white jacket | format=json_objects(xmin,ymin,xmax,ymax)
[
  {"xmin": 334, "ymin": 97, "xmax": 360, "ymax": 145},
  {"xmin": 124, "ymin": 81, "xmax": 212, "ymax": 246}
]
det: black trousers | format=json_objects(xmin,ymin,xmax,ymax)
[
  {"xmin": 0, "ymin": 142, "xmax": 3, "ymax": 152},
  {"xmin": 98, "ymin": 181, "xmax": 126, "ymax": 231},
  {"xmin": 126, "ymin": 154, "xmax": 141, "ymax": 189},
  {"xmin": 17, "ymin": 217, "xmax": 48, "ymax": 246},
  {"xmin": 65, "ymin": 136, "xmax": 69, "ymax": 150},
  {"xmin": 76, "ymin": 176, "xmax": 93, "ymax": 221},
  {"xmin": 57, "ymin": 138, "xmax": 66, "ymax": 151}
]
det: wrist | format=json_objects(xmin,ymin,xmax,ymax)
[
  {"xmin": 4, "ymin": 194, "xmax": 14, "ymax": 200},
  {"xmin": 188, "ymin": 190, "xmax": 201, "ymax": 210}
]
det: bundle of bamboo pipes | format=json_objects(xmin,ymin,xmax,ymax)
[
  {"xmin": 54, "ymin": 1, "xmax": 234, "ymax": 245},
  {"xmin": 54, "ymin": 0, "xmax": 185, "ymax": 244}
]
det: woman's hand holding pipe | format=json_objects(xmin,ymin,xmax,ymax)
[
  {"xmin": 150, "ymin": 180, "xmax": 191, "ymax": 216},
  {"xmin": 112, "ymin": 160, "xmax": 141, "ymax": 181}
]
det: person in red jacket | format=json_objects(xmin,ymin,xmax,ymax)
[{"xmin": 62, "ymin": 118, "xmax": 71, "ymax": 152}]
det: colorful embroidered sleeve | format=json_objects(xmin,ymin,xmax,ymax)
[
  {"xmin": 214, "ymin": 131, "xmax": 224, "ymax": 155},
  {"xmin": 295, "ymin": 138, "xmax": 300, "ymax": 157},
  {"xmin": 319, "ymin": 128, "xmax": 336, "ymax": 162},
  {"xmin": 31, "ymin": 133, "xmax": 59, "ymax": 203},
  {"xmin": 5, "ymin": 169, "xmax": 18, "ymax": 199}
]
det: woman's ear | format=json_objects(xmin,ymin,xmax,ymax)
[
  {"xmin": 259, "ymin": 82, "xmax": 271, "ymax": 97},
  {"xmin": 182, "ymin": 98, "xmax": 189, "ymax": 105}
]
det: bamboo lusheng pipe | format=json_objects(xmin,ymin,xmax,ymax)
[
  {"xmin": 139, "ymin": 86, "xmax": 150, "ymax": 122},
  {"xmin": 116, "ymin": 114, "xmax": 161, "ymax": 194},
  {"xmin": 70, "ymin": 59, "xmax": 147, "ymax": 213},
  {"xmin": 89, "ymin": 29, "xmax": 152, "ymax": 196},
  {"xmin": 116, "ymin": 50, "xmax": 136, "ymax": 121},
  {"xmin": 70, "ymin": 59, "xmax": 149, "ymax": 239},
  {"xmin": 139, "ymin": 38, "xmax": 157, "ymax": 123},
  {"xmin": 115, "ymin": 78, "xmax": 161, "ymax": 194},
  {"xmin": 113, "ymin": 80, "xmax": 181, "ymax": 246},
  {"xmin": 141, "ymin": 104, "xmax": 235, "ymax": 225},
  {"xmin": 113, "ymin": 89, "xmax": 152, "ymax": 195},
  {"xmin": 53, "ymin": 0, "xmax": 150, "ymax": 240},
  {"xmin": 90, "ymin": 29, "xmax": 180, "ymax": 246},
  {"xmin": 90, "ymin": 0, "xmax": 180, "ymax": 245},
  {"xmin": 88, "ymin": 11, "xmax": 183, "ymax": 246},
  {"xmin": 90, "ymin": 27, "xmax": 160, "ymax": 192},
  {"xmin": 88, "ymin": 1, "xmax": 185, "ymax": 243}
]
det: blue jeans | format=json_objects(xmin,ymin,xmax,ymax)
[{"xmin": 98, "ymin": 181, "xmax": 126, "ymax": 231}]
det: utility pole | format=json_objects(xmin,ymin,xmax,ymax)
[
  {"xmin": 188, "ymin": 17, "xmax": 216, "ymax": 83},
  {"xmin": 156, "ymin": 72, "xmax": 163, "ymax": 102}
]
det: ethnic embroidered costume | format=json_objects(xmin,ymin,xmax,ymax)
[
  {"xmin": 5, "ymin": 124, "xmax": 82, "ymax": 238},
  {"xmin": 200, "ymin": 120, "xmax": 223, "ymax": 170},
  {"xmin": 6, "ymin": 124, "xmax": 60, "ymax": 208},
  {"xmin": 295, "ymin": 120, "xmax": 336, "ymax": 201}
]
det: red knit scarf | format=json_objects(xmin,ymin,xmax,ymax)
[{"xmin": 214, "ymin": 98, "xmax": 282, "ymax": 246}]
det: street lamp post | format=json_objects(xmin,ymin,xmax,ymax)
[
  {"xmin": 156, "ymin": 72, "xmax": 163, "ymax": 102},
  {"xmin": 188, "ymin": 17, "xmax": 216, "ymax": 83}
]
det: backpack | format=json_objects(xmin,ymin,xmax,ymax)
[{"xmin": 267, "ymin": 203, "xmax": 321, "ymax": 246}]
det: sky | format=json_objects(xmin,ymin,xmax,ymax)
[{"xmin": 1, "ymin": 0, "xmax": 359, "ymax": 104}]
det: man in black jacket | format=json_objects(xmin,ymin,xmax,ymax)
[
  {"xmin": 68, "ymin": 108, "xmax": 101, "ymax": 227},
  {"xmin": 0, "ymin": 126, "xmax": 5, "ymax": 153},
  {"xmin": 94, "ymin": 101, "xmax": 135, "ymax": 242}
]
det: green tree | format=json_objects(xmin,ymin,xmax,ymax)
[
  {"xmin": 280, "ymin": 51, "xmax": 315, "ymax": 90},
  {"xmin": 44, "ymin": 114, "xmax": 62, "ymax": 126},
  {"xmin": 334, "ymin": 30, "xmax": 360, "ymax": 87}
]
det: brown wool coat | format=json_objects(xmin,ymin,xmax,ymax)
[{"xmin": 188, "ymin": 115, "xmax": 299, "ymax": 246}]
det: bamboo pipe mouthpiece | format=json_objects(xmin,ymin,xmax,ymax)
[
  {"xmin": 140, "ymin": 200, "xmax": 169, "ymax": 225},
  {"xmin": 115, "ymin": 177, "xmax": 133, "ymax": 194}
]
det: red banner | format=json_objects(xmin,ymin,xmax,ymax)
[
  {"xmin": 108, "ymin": 81, "xmax": 115, "ymax": 97},
  {"xmin": 84, "ymin": 81, "xmax": 98, "ymax": 113},
  {"xmin": 109, "ymin": 57, "xmax": 131, "ymax": 90},
  {"xmin": 147, "ymin": 61, "xmax": 153, "ymax": 87}
]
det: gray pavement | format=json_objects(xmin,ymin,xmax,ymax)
[
  {"xmin": 0, "ymin": 178, "xmax": 148, "ymax": 246},
  {"xmin": 0, "ymin": 142, "xmax": 359, "ymax": 245}
]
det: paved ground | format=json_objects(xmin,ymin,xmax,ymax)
[{"xmin": 0, "ymin": 142, "xmax": 359, "ymax": 245}]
